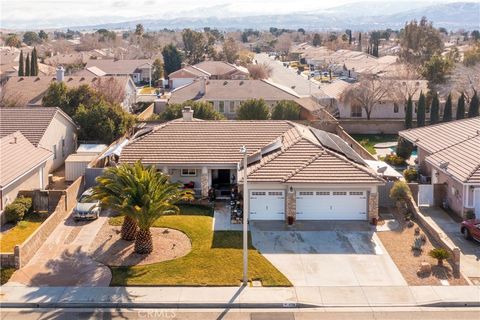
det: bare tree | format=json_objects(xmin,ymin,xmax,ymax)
[
  {"xmin": 92, "ymin": 77, "xmax": 126, "ymax": 105},
  {"xmin": 275, "ymin": 33, "xmax": 292, "ymax": 56},
  {"xmin": 247, "ymin": 63, "xmax": 273, "ymax": 80},
  {"xmin": 340, "ymin": 74, "xmax": 391, "ymax": 120}
]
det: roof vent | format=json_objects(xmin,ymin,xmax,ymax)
[
  {"xmin": 182, "ymin": 106, "xmax": 194, "ymax": 121},
  {"xmin": 223, "ymin": 81, "xmax": 228, "ymax": 85},
  {"xmin": 239, "ymin": 80, "xmax": 244, "ymax": 85},
  {"xmin": 10, "ymin": 136, "xmax": 17, "ymax": 144}
]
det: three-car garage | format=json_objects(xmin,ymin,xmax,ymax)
[{"xmin": 249, "ymin": 189, "xmax": 368, "ymax": 221}]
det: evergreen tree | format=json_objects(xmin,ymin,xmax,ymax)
[
  {"xmin": 18, "ymin": 50, "xmax": 24, "ymax": 76},
  {"xmin": 25, "ymin": 53, "xmax": 30, "ymax": 76},
  {"xmin": 456, "ymin": 93, "xmax": 465, "ymax": 120},
  {"xmin": 405, "ymin": 95, "xmax": 413, "ymax": 129},
  {"xmin": 443, "ymin": 93, "xmax": 453, "ymax": 122},
  {"xmin": 30, "ymin": 47, "xmax": 38, "ymax": 76},
  {"xmin": 430, "ymin": 92, "xmax": 440, "ymax": 125},
  {"xmin": 162, "ymin": 44, "xmax": 183, "ymax": 76},
  {"xmin": 417, "ymin": 91, "xmax": 426, "ymax": 127},
  {"xmin": 468, "ymin": 91, "xmax": 479, "ymax": 118}
]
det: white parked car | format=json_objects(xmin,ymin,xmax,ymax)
[{"xmin": 73, "ymin": 188, "xmax": 100, "ymax": 221}]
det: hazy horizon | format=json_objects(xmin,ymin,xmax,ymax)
[{"xmin": 0, "ymin": 0, "xmax": 471, "ymax": 30}]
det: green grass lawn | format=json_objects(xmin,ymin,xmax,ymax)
[
  {"xmin": 0, "ymin": 267, "xmax": 15, "ymax": 285},
  {"xmin": 0, "ymin": 212, "xmax": 47, "ymax": 252},
  {"xmin": 351, "ymin": 134, "xmax": 398, "ymax": 155},
  {"xmin": 108, "ymin": 209, "xmax": 291, "ymax": 287}
]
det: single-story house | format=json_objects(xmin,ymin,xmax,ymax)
[
  {"xmin": 78, "ymin": 59, "xmax": 153, "ymax": 85},
  {"xmin": 329, "ymin": 79, "xmax": 430, "ymax": 120},
  {"xmin": 0, "ymin": 131, "xmax": 52, "ymax": 212},
  {"xmin": 119, "ymin": 108, "xmax": 384, "ymax": 223},
  {"xmin": 168, "ymin": 61, "xmax": 249, "ymax": 89},
  {"xmin": 399, "ymin": 117, "xmax": 480, "ymax": 218},
  {"xmin": 0, "ymin": 107, "xmax": 78, "ymax": 173},
  {"xmin": 168, "ymin": 78, "xmax": 323, "ymax": 120},
  {"xmin": 0, "ymin": 67, "xmax": 136, "ymax": 112}
]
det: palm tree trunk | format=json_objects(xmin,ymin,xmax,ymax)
[
  {"xmin": 134, "ymin": 228, "xmax": 153, "ymax": 254},
  {"xmin": 121, "ymin": 216, "xmax": 138, "ymax": 241}
]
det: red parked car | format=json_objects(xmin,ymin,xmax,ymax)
[{"xmin": 461, "ymin": 219, "xmax": 480, "ymax": 242}]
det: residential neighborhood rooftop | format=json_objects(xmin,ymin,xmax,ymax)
[{"xmin": 0, "ymin": 131, "xmax": 52, "ymax": 188}]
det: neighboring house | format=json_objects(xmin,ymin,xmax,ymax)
[
  {"xmin": 399, "ymin": 117, "xmax": 480, "ymax": 218},
  {"xmin": 0, "ymin": 67, "xmax": 136, "ymax": 112},
  {"xmin": 0, "ymin": 50, "xmax": 56, "ymax": 84},
  {"xmin": 78, "ymin": 59, "xmax": 153, "ymax": 84},
  {"xmin": 321, "ymin": 79, "xmax": 429, "ymax": 120},
  {"xmin": 0, "ymin": 107, "xmax": 78, "ymax": 174},
  {"xmin": 0, "ymin": 131, "xmax": 52, "ymax": 212},
  {"xmin": 119, "ymin": 108, "xmax": 383, "ymax": 223},
  {"xmin": 168, "ymin": 61, "xmax": 249, "ymax": 89},
  {"xmin": 168, "ymin": 78, "xmax": 322, "ymax": 120}
]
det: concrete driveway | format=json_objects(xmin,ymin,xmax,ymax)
[
  {"xmin": 7, "ymin": 210, "xmax": 111, "ymax": 287},
  {"xmin": 421, "ymin": 207, "xmax": 480, "ymax": 284},
  {"xmin": 251, "ymin": 222, "xmax": 407, "ymax": 287}
]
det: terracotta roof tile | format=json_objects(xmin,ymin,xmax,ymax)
[{"xmin": 0, "ymin": 131, "xmax": 52, "ymax": 188}]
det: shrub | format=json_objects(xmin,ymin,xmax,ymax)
[
  {"xmin": 403, "ymin": 168, "xmax": 418, "ymax": 182},
  {"xmin": 465, "ymin": 210, "xmax": 476, "ymax": 220},
  {"xmin": 271, "ymin": 100, "xmax": 301, "ymax": 120},
  {"xmin": 396, "ymin": 137, "xmax": 414, "ymax": 159},
  {"xmin": 389, "ymin": 181, "xmax": 411, "ymax": 202},
  {"xmin": 236, "ymin": 99, "xmax": 270, "ymax": 120},
  {"xmin": 3, "ymin": 196, "xmax": 32, "ymax": 223},
  {"xmin": 428, "ymin": 248, "xmax": 450, "ymax": 265},
  {"xmin": 384, "ymin": 154, "xmax": 406, "ymax": 166},
  {"xmin": 411, "ymin": 237, "xmax": 423, "ymax": 252}
]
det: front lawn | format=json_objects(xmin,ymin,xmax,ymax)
[
  {"xmin": 0, "ymin": 213, "xmax": 47, "ymax": 252},
  {"xmin": 351, "ymin": 134, "xmax": 398, "ymax": 155},
  {"xmin": 108, "ymin": 213, "xmax": 291, "ymax": 286},
  {"xmin": 138, "ymin": 87, "xmax": 156, "ymax": 95}
]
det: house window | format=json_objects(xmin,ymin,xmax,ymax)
[
  {"xmin": 252, "ymin": 191, "xmax": 266, "ymax": 196},
  {"xmin": 268, "ymin": 191, "xmax": 283, "ymax": 196},
  {"xmin": 229, "ymin": 101, "xmax": 235, "ymax": 113},
  {"xmin": 181, "ymin": 169, "xmax": 197, "ymax": 176},
  {"xmin": 393, "ymin": 103, "xmax": 399, "ymax": 113},
  {"xmin": 351, "ymin": 104, "xmax": 362, "ymax": 117},
  {"xmin": 349, "ymin": 191, "xmax": 364, "ymax": 195},
  {"xmin": 219, "ymin": 101, "xmax": 225, "ymax": 113},
  {"xmin": 61, "ymin": 138, "xmax": 65, "ymax": 158},
  {"xmin": 333, "ymin": 191, "xmax": 347, "ymax": 196},
  {"xmin": 52, "ymin": 144, "xmax": 57, "ymax": 160},
  {"xmin": 316, "ymin": 191, "xmax": 330, "ymax": 195},
  {"xmin": 299, "ymin": 191, "xmax": 314, "ymax": 196}
]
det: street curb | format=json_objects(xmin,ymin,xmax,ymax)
[{"xmin": 2, "ymin": 301, "xmax": 479, "ymax": 309}]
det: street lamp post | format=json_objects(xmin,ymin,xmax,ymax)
[{"xmin": 240, "ymin": 145, "xmax": 248, "ymax": 286}]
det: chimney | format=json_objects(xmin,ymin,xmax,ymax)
[
  {"xmin": 182, "ymin": 106, "xmax": 194, "ymax": 121},
  {"xmin": 56, "ymin": 66, "xmax": 65, "ymax": 82},
  {"xmin": 199, "ymin": 77, "xmax": 206, "ymax": 95}
]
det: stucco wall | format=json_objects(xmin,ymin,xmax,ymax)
[
  {"xmin": 339, "ymin": 119, "xmax": 409, "ymax": 134},
  {"xmin": 38, "ymin": 113, "xmax": 77, "ymax": 173},
  {"xmin": 1, "ymin": 164, "xmax": 47, "ymax": 214},
  {"xmin": 436, "ymin": 171, "xmax": 465, "ymax": 218}
]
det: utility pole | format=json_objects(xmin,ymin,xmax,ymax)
[{"xmin": 240, "ymin": 145, "xmax": 248, "ymax": 286}]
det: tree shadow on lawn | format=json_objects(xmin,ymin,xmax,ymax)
[{"xmin": 211, "ymin": 231, "xmax": 255, "ymax": 249}]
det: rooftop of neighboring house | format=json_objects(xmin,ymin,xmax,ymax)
[
  {"xmin": 168, "ymin": 79, "xmax": 300, "ymax": 105},
  {"xmin": 44, "ymin": 52, "xmax": 87, "ymax": 66},
  {"xmin": 1, "ymin": 75, "xmax": 131, "ymax": 106},
  {"xmin": 0, "ymin": 131, "xmax": 52, "ymax": 189},
  {"xmin": 400, "ymin": 117, "xmax": 480, "ymax": 184},
  {"xmin": 168, "ymin": 61, "xmax": 249, "ymax": 79},
  {"xmin": 119, "ymin": 117, "xmax": 382, "ymax": 185},
  {"xmin": 0, "ymin": 107, "xmax": 76, "ymax": 146},
  {"xmin": 82, "ymin": 59, "xmax": 153, "ymax": 75}
]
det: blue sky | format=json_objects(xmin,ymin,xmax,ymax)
[{"xmin": 0, "ymin": 0, "xmax": 466, "ymax": 29}]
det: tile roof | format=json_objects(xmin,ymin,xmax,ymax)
[
  {"xmin": 169, "ymin": 61, "xmax": 248, "ymax": 79},
  {"xmin": 399, "ymin": 117, "xmax": 480, "ymax": 154},
  {"xmin": 120, "ymin": 121, "xmax": 294, "ymax": 165},
  {"xmin": 0, "ymin": 131, "xmax": 52, "ymax": 188},
  {"xmin": 1, "ymin": 75, "xmax": 130, "ymax": 106},
  {"xmin": 426, "ymin": 135, "xmax": 480, "ymax": 184},
  {"xmin": 120, "ymin": 119, "xmax": 382, "ymax": 184},
  {"xmin": 0, "ymin": 107, "xmax": 72, "ymax": 146},
  {"xmin": 84, "ymin": 59, "xmax": 152, "ymax": 75},
  {"xmin": 168, "ymin": 79, "xmax": 299, "ymax": 104}
]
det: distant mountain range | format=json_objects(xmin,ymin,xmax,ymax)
[{"xmin": 3, "ymin": 2, "xmax": 479, "ymax": 31}]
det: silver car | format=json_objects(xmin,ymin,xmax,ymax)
[{"xmin": 73, "ymin": 188, "xmax": 100, "ymax": 220}]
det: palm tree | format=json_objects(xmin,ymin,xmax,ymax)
[
  {"xmin": 92, "ymin": 161, "xmax": 193, "ymax": 254},
  {"xmin": 92, "ymin": 164, "xmax": 141, "ymax": 241},
  {"xmin": 128, "ymin": 162, "xmax": 193, "ymax": 254}
]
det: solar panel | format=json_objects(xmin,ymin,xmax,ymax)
[{"xmin": 310, "ymin": 127, "xmax": 366, "ymax": 165}]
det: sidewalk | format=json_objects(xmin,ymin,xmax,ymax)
[{"xmin": 1, "ymin": 285, "xmax": 479, "ymax": 309}]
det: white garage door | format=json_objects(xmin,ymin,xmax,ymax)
[
  {"xmin": 249, "ymin": 190, "xmax": 285, "ymax": 220},
  {"xmin": 296, "ymin": 190, "xmax": 367, "ymax": 220}
]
